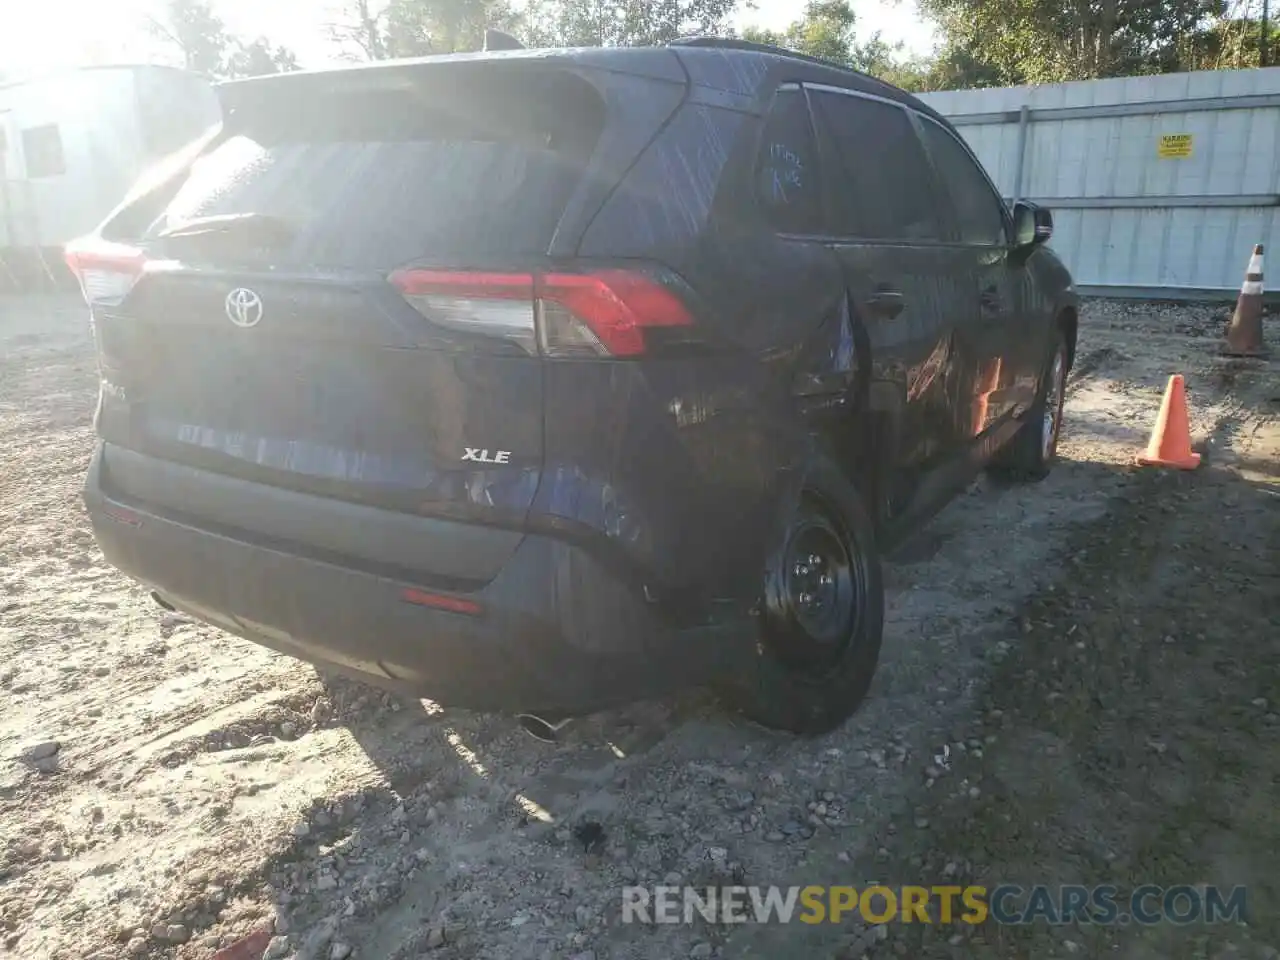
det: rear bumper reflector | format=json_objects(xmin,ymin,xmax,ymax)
[
  {"xmin": 400, "ymin": 587, "xmax": 482, "ymax": 616},
  {"xmin": 102, "ymin": 504, "xmax": 144, "ymax": 527}
]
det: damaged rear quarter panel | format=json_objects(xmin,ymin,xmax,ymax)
[{"xmin": 538, "ymin": 94, "xmax": 829, "ymax": 607}]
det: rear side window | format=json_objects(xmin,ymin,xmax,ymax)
[
  {"xmin": 810, "ymin": 91, "xmax": 942, "ymax": 242},
  {"xmin": 755, "ymin": 88, "xmax": 822, "ymax": 234},
  {"xmin": 918, "ymin": 118, "xmax": 1007, "ymax": 245},
  {"xmin": 144, "ymin": 69, "xmax": 605, "ymax": 269}
]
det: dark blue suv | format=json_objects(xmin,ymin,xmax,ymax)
[{"xmin": 67, "ymin": 39, "xmax": 1077, "ymax": 736}]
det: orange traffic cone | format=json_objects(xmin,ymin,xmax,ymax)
[
  {"xmin": 1137, "ymin": 374, "xmax": 1201, "ymax": 470},
  {"xmin": 1223, "ymin": 244, "xmax": 1268, "ymax": 357}
]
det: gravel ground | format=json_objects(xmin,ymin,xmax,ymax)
[{"xmin": 1, "ymin": 295, "xmax": 1276, "ymax": 960}]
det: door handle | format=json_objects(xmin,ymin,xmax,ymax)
[
  {"xmin": 980, "ymin": 285, "xmax": 1003, "ymax": 313},
  {"xmin": 866, "ymin": 286, "xmax": 905, "ymax": 319}
]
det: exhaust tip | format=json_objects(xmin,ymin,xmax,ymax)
[
  {"xmin": 516, "ymin": 714, "xmax": 573, "ymax": 743},
  {"xmin": 150, "ymin": 591, "xmax": 176, "ymax": 612}
]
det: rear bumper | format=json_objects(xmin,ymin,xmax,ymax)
[{"xmin": 84, "ymin": 444, "xmax": 748, "ymax": 715}]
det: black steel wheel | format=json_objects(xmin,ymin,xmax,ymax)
[
  {"xmin": 762, "ymin": 497, "xmax": 867, "ymax": 673},
  {"xmin": 724, "ymin": 456, "xmax": 885, "ymax": 736}
]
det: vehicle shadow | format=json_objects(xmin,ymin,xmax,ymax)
[
  {"xmin": 245, "ymin": 430, "xmax": 1221, "ymax": 958},
  {"xmin": 237, "ymin": 670, "xmax": 727, "ymax": 957}
]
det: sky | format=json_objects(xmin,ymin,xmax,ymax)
[{"xmin": 0, "ymin": 0, "xmax": 939, "ymax": 78}]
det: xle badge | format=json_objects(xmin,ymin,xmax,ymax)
[{"xmin": 462, "ymin": 448, "xmax": 512, "ymax": 464}]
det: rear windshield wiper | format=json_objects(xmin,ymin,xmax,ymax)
[{"xmin": 153, "ymin": 212, "xmax": 295, "ymax": 245}]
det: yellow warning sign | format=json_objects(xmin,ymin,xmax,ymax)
[{"xmin": 1158, "ymin": 133, "xmax": 1194, "ymax": 159}]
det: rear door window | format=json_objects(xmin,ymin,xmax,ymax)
[
  {"xmin": 145, "ymin": 69, "xmax": 606, "ymax": 270},
  {"xmin": 918, "ymin": 117, "xmax": 1007, "ymax": 246},
  {"xmin": 810, "ymin": 90, "xmax": 943, "ymax": 243},
  {"xmin": 755, "ymin": 86, "xmax": 823, "ymax": 235}
]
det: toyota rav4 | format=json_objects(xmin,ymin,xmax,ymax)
[{"xmin": 69, "ymin": 38, "xmax": 1077, "ymax": 736}]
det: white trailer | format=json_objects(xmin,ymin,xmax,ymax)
[{"xmin": 0, "ymin": 64, "xmax": 220, "ymax": 289}]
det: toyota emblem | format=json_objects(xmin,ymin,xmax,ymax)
[{"xmin": 225, "ymin": 288, "xmax": 264, "ymax": 328}]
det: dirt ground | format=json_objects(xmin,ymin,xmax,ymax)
[{"xmin": 1, "ymin": 294, "xmax": 1276, "ymax": 960}]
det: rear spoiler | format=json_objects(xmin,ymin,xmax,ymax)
[
  {"xmin": 213, "ymin": 48, "xmax": 686, "ymax": 115},
  {"xmin": 483, "ymin": 29, "xmax": 524, "ymax": 51}
]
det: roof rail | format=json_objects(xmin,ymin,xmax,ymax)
[
  {"xmin": 668, "ymin": 36, "xmax": 848, "ymax": 71},
  {"xmin": 668, "ymin": 35, "xmax": 914, "ymax": 99}
]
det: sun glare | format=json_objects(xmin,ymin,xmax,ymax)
[
  {"xmin": 1, "ymin": 0, "xmax": 157, "ymax": 75},
  {"xmin": 0, "ymin": 0, "xmax": 935, "ymax": 82}
]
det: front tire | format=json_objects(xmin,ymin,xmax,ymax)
[
  {"xmin": 723, "ymin": 457, "xmax": 885, "ymax": 736},
  {"xmin": 988, "ymin": 328, "xmax": 1069, "ymax": 482}
]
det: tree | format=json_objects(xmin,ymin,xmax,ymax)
[
  {"xmin": 914, "ymin": 0, "xmax": 1227, "ymax": 85},
  {"xmin": 520, "ymin": 0, "xmax": 738, "ymax": 48},
  {"xmin": 738, "ymin": 1, "xmax": 929, "ymax": 87},
  {"xmin": 327, "ymin": 0, "xmax": 522, "ymax": 59},
  {"xmin": 387, "ymin": 0, "xmax": 520, "ymax": 55},
  {"xmin": 1160, "ymin": 12, "xmax": 1280, "ymax": 71},
  {"xmin": 741, "ymin": 0, "xmax": 859, "ymax": 65},
  {"xmin": 917, "ymin": 41, "xmax": 1003, "ymax": 89},
  {"xmin": 224, "ymin": 38, "xmax": 302, "ymax": 78},
  {"xmin": 147, "ymin": 0, "xmax": 233, "ymax": 75},
  {"xmin": 327, "ymin": 0, "xmax": 389, "ymax": 59},
  {"xmin": 148, "ymin": 0, "xmax": 301, "ymax": 78}
]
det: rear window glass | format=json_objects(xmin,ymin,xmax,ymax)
[{"xmin": 147, "ymin": 69, "xmax": 606, "ymax": 269}]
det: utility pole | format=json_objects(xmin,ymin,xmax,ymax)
[{"xmin": 1264, "ymin": 0, "xmax": 1271, "ymax": 67}]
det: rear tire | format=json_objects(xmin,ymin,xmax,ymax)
[
  {"xmin": 723, "ymin": 456, "xmax": 885, "ymax": 736},
  {"xmin": 988, "ymin": 327, "xmax": 1069, "ymax": 483}
]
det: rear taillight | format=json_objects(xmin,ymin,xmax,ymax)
[
  {"xmin": 387, "ymin": 267, "xmax": 695, "ymax": 358},
  {"xmin": 64, "ymin": 237, "xmax": 147, "ymax": 307},
  {"xmin": 538, "ymin": 271, "xmax": 694, "ymax": 357},
  {"xmin": 390, "ymin": 269, "xmax": 538, "ymax": 355}
]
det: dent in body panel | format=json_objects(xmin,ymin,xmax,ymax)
[
  {"xmin": 907, "ymin": 337, "xmax": 950, "ymax": 403},
  {"xmin": 688, "ymin": 228, "xmax": 847, "ymax": 355},
  {"xmin": 835, "ymin": 244, "xmax": 974, "ymax": 468},
  {"xmin": 629, "ymin": 230, "xmax": 847, "ymax": 592},
  {"xmin": 558, "ymin": 92, "xmax": 848, "ymax": 606},
  {"xmin": 996, "ymin": 247, "xmax": 1070, "ymax": 416},
  {"xmin": 804, "ymin": 292, "xmax": 859, "ymax": 384},
  {"xmin": 969, "ymin": 355, "xmax": 1004, "ymax": 436},
  {"xmin": 1004, "ymin": 267, "xmax": 1044, "ymax": 416},
  {"xmin": 535, "ymin": 357, "xmax": 802, "ymax": 603}
]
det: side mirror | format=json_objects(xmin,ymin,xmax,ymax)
[{"xmin": 1013, "ymin": 201, "xmax": 1053, "ymax": 248}]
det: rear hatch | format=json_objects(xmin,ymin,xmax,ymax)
[{"xmin": 70, "ymin": 58, "xmax": 685, "ymax": 547}]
